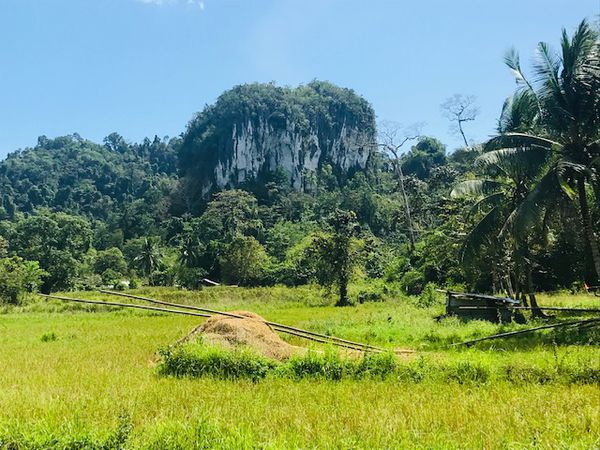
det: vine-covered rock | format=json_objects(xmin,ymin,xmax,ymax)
[{"xmin": 179, "ymin": 81, "xmax": 376, "ymax": 197}]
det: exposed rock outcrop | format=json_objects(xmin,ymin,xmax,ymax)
[{"xmin": 179, "ymin": 81, "xmax": 376, "ymax": 198}]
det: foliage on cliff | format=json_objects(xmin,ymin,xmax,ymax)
[
  {"xmin": 178, "ymin": 81, "xmax": 377, "ymax": 200},
  {"xmin": 0, "ymin": 64, "xmax": 597, "ymax": 299},
  {"xmin": 0, "ymin": 133, "xmax": 179, "ymax": 238}
]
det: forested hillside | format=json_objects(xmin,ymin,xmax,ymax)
[
  {"xmin": 0, "ymin": 66, "xmax": 597, "ymax": 298},
  {"xmin": 178, "ymin": 81, "xmax": 376, "ymax": 209},
  {"xmin": 0, "ymin": 133, "xmax": 178, "ymax": 236}
]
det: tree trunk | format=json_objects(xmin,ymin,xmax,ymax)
[
  {"xmin": 577, "ymin": 177, "xmax": 600, "ymax": 282},
  {"xmin": 520, "ymin": 292, "xmax": 529, "ymax": 308},
  {"xmin": 528, "ymin": 293, "xmax": 546, "ymax": 318},
  {"xmin": 458, "ymin": 120, "xmax": 469, "ymax": 149},
  {"xmin": 505, "ymin": 272, "xmax": 515, "ymax": 298},
  {"xmin": 527, "ymin": 267, "xmax": 547, "ymax": 319},
  {"xmin": 336, "ymin": 276, "xmax": 350, "ymax": 307},
  {"xmin": 393, "ymin": 160, "xmax": 416, "ymax": 252}
]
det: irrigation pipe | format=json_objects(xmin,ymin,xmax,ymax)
[
  {"xmin": 453, "ymin": 317, "xmax": 600, "ymax": 347},
  {"xmin": 456, "ymin": 306, "xmax": 600, "ymax": 313},
  {"xmin": 41, "ymin": 293, "xmax": 396, "ymax": 354},
  {"xmin": 99, "ymin": 290, "xmax": 412, "ymax": 354},
  {"xmin": 39, "ymin": 294, "xmax": 211, "ymax": 318}
]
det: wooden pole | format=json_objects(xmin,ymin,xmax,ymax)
[
  {"xmin": 98, "ymin": 290, "xmax": 406, "ymax": 354},
  {"xmin": 453, "ymin": 317, "xmax": 600, "ymax": 347},
  {"xmin": 38, "ymin": 294, "xmax": 211, "ymax": 318},
  {"xmin": 455, "ymin": 306, "xmax": 600, "ymax": 313},
  {"xmin": 41, "ymin": 294, "xmax": 395, "ymax": 354}
]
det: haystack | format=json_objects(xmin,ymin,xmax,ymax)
[{"xmin": 179, "ymin": 311, "xmax": 304, "ymax": 361}]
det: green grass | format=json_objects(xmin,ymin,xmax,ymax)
[
  {"xmin": 0, "ymin": 286, "xmax": 598, "ymax": 448},
  {"xmin": 159, "ymin": 341, "xmax": 600, "ymax": 385}
]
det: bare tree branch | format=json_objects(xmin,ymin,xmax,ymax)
[
  {"xmin": 441, "ymin": 94, "xmax": 479, "ymax": 148},
  {"xmin": 377, "ymin": 121, "xmax": 423, "ymax": 251}
]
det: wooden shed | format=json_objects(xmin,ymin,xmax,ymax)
[{"xmin": 444, "ymin": 291, "xmax": 522, "ymax": 323}]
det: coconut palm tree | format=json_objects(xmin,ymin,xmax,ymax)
[
  {"xmin": 486, "ymin": 20, "xmax": 600, "ymax": 281},
  {"xmin": 177, "ymin": 234, "xmax": 203, "ymax": 268},
  {"xmin": 134, "ymin": 238, "xmax": 163, "ymax": 276},
  {"xmin": 452, "ymin": 137, "xmax": 552, "ymax": 315}
]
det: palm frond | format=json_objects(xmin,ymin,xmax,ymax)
[
  {"xmin": 562, "ymin": 20, "xmax": 597, "ymax": 82},
  {"xmin": 500, "ymin": 168, "xmax": 565, "ymax": 237},
  {"xmin": 556, "ymin": 158, "xmax": 588, "ymax": 175},
  {"xmin": 497, "ymin": 91, "xmax": 539, "ymax": 133},
  {"xmin": 484, "ymin": 133, "xmax": 559, "ymax": 152},
  {"xmin": 504, "ymin": 47, "xmax": 537, "ymax": 95},
  {"xmin": 450, "ymin": 179, "xmax": 503, "ymax": 198},
  {"xmin": 460, "ymin": 206, "xmax": 502, "ymax": 263},
  {"xmin": 475, "ymin": 146, "xmax": 551, "ymax": 180},
  {"xmin": 533, "ymin": 41, "xmax": 562, "ymax": 93},
  {"xmin": 555, "ymin": 159, "xmax": 589, "ymax": 199},
  {"xmin": 467, "ymin": 192, "xmax": 505, "ymax": 217}
]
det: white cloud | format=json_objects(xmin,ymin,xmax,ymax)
[
  {"xmin": 189, "ymin": 0, "xmax": 205, "ymax": 9},
  {"xmin": 137, "ymin": 0, "xmax": 204, "ymax": 9}
]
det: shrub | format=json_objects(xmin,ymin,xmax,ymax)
[
  {"xmin": 158, "ymin": 343, "xmax": 276, "ymax": 382},
  {"xmin": 384, "ymin": 256, "xmax": 410, "ymax": 282},
  {"xmin": 395, "ymin": 358, "xmax": 428, "ymax": 383},
  {"xmin": 176, "ymin": 266, "xmax": 207, "ymax": 290},
  {"xmin": 149, "ymin": 269, "xmax": 175, "ymax": 287},
  {"xmin": 399, "ymin": 269, "xmax": 425, "ymax": 295},
  {"xmin": 277, "ymin": 236, "xmax": 319, "ymax": 286},
  {"xmin": 354, "ymin": 352, "xmax": 398, "ymax": 379},
  {"xmin": 503, "ymin": 363, "xmax": 556, "ymax": 384},
  {"xmin": 566, "ymin": 365, "xmax": 600, "ymax": 384},
  {"xmin": 417, "ymin": 282, "xmax": 443, "ymax": 308},
  {"xmin": 282, "ymin": 350, "xmax": 350, "ymax": 381},
  {"xmin": 101, "ymin": 268, "xmax": 122, "ymax": 288},
  {"xmin": 0, "ymin": 412, "xmax": 132, "ymax": 450},
  {"xmin": 156, "ymin": 343, "xmax": 600, "ymax": 385},
  {"xmin": 0, "ymin": 257, "xmax": 47, "ymax": 305},
  {"xmin": 40, "ymin": 332, "xmax": 57, "ymax": 342},
  {"xmin": 93, "ymin": 247, "xmax": 127, "ymax": 276},
  {"xmin": 357, "ymin": 290, "xmax": 384, "ymax": 304},
  {"xmin": 219, "ymin": 236, "xmax": 271, "ymax": 286},
  {"xmin": 443, "ymin": 360, "xmax": 490, "ymax": 384}
]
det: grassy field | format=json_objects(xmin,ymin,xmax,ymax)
[{"xmin": 0, "ymin": 285, "xmax": 598, "ymax": 449}]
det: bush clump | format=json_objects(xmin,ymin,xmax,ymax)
[
  {"xmin": 281, "ymin": 350, "xmax": 351, "ymax": 381},
  {"xmin": 399, "ymin": 269, "xmax": 425, "ymax": 295},
  {"xmin": 503, "ymin": 362, "xmax": 556, "ymax": 384},
  {"xmin": 278, "ymin": 350, "xmax": 399, "ymax": 381},
  {"xmin": 0, "ymin": 412, "xmax": 132, "ymax": 450},
  {"xmin": 158, "ymin": 344, "xmax": 277, "ymax": 382},
  {"xmin": 442, "ymin": 360, "xmax": 491, "ymax": 384},
  {"xmin": 157, "ymin": 342, "xmax": 600, "ymax": 385},
  {"xmin": 416, "ymin": 282, "xmax": 443, "ymax": 308}
]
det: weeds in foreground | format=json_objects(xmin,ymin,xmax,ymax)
[
  {"xmin": 157, "ymin": 342, "xmax": 600, "ymax": 385},
  {"xmin": 0, "ymin": 412, "xmax": 132, "ymax": 450},
  {"xmin": 157, "ymin": 345, "xmax": 277, "ymax": 382}
]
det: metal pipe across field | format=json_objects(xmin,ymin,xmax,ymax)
[{"xmin": 99, "ymin": 289, "xmax": 409, "ymax": 354}]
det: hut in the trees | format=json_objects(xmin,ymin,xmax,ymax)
[{"xmin": 443, "ymin": 291, "xmax": 521, "ymax": 323}]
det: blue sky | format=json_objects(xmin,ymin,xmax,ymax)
[{"xmin": 0, "ymin": 0, "xmax": 598, "ymax": 158}]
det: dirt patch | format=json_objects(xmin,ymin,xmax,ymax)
[{"xmin": 178, "ymin": 311, "xmax": 306, "ymax": 361}]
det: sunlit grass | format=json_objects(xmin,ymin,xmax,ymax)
[{"xmin": 0, "ymin": 286, "xmax": 598, "ymax": 448}]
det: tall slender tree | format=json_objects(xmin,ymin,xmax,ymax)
[
  {"xmin": 452, "ymin": 141, "xmax": 552, "ymax": 316},
  {"xmin": 378, "ymin": 122, "xmax": 421, "ymax": 251},
  {"xmin": 486, "ymin": 20, "xmax": 600, "ymax": 282},
  {"xmin": 134, "ymin": 238, "xmax": 163, "ymax": 276}
]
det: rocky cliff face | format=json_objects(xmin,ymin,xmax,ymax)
[
  {"xmin": 179, "ymin": 81, "xmax": 376, "ymax": 199},
  {"xmin": 212, "ymin": 118, "xmax": 371, "ymax": 194}
]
